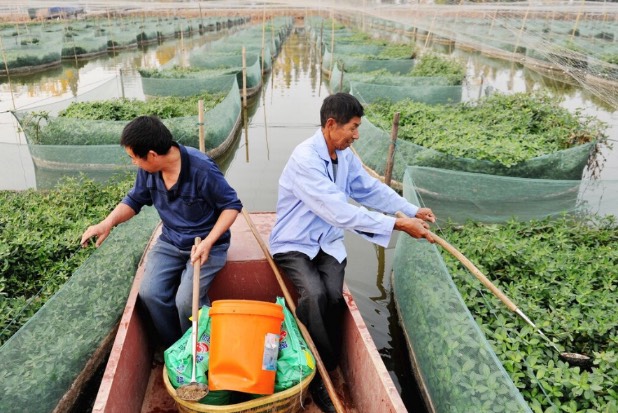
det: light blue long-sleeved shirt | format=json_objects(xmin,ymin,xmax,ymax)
[{"xmin": 269, "ymin": 129, "xmax": 420, "ymax": 263}]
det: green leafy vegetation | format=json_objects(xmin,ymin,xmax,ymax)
[
  {"xmin": 0, "ymin": 174, "xmax": 134, "ymax": 345},
  {"xmin": 440, "ymin": 215, "xmax": 618, "ymax": 412},
  {"xmin": 365, "ymin": 92, "xmax": 606, "ymax": 167},
  {"xmin": 58, "ymin": 93, "xmax": 225, "ymax": 121},
  {"xmin": 409, "ymin": 52, "xmax": 466, "ymax": 85}
]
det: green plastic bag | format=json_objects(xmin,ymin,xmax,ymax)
[
  {"xmin": 275, "ymin": 297, "xmax": 316, "ymax": 391},
  {"xmin": 164, "ymin": 306, "xmax": 231, "ymax": 405}
]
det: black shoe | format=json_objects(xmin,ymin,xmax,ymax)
[{"xmin": 310, "ymin": 377, "xmax": 336, "ymax": 413}]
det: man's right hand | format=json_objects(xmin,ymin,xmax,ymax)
[{"xmin": 80, "ymin": 221, "xmax": 112, "ymax": 248}]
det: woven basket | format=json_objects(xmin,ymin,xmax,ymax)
[{"xmin": 163, "ymin": 366, "xmax": 316, "ymax": 413}]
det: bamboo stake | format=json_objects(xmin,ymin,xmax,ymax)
[
  {"xmin": 330, "ymin": 12, "xmax": 335, "ymax": 75},
  {"xmin": 261, "ymin": 6, "xmax": 266, "ymax": 75},
  {"xmin": 241, "ymin": 209, "xmax": 346, "ymax": 413},
  {"xmin": 384, "ymin": 112, "xmax": 400, "ymax": 187},
  {"xmin": 0, "ymin": 37, "xmax": 16, "ymax": 111},
  {"xmin": 198, "ymin": 99, "xmax": 205, "ymax": 153},
  {"xmin": 570, "ymin": 0, "xmax": 586, "ymax": 42},
  {"xmin": 119, "ymin": 69, "xmax": 125, "ymax": 99},
  {"xmin": 242, "ymin": 46, "xmax": 247, "ymax": 108},
  {"xmin": 513, "ymin": 6, "xmax": 530, "ymax": 61}
]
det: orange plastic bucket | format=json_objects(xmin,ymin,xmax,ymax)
[{"xmin": 208, "ymin": 299, "xmax": 284, "ymax": 395}]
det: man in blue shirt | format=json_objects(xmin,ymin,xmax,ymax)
[
  {"xmin": 269, "ymin": 93, "xmax": 435, "ymax": 412},
  {"xmin": 80, "ymin": 115, "xmax": 242, "ymax": 348}
]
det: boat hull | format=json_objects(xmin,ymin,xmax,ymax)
[{"xmin": 93, "ymin": 212, "xmax": 407, "ymax": 413}]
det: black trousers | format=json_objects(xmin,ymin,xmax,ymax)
[{"xmin": 273, "ymin": 249, "xmax": 347, "ymax": 372}]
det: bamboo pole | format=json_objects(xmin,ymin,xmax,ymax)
[
  {"xmin": 0, "ymin": 37, "xmax": 16, "ymax": 111},
  {"xmin": 384, "ymin": 112, "xmax": 400, "ymax": 187},
  {"xmin": 241, "ymin": 209, "xmax": 346, "ymax": 413},
  {"xmin": 330, "ymin": 13, "xmax": 335, "ymax": 76},
  {"xmin": 198, "ymin": 99, "xmax": 205, "ymax": 153},
  {"xmin": 119, "ymin": 69, "xmax": 125, "ymax": 99},
  {"xmin": 242, "ymin": 46, "xmax": 247, "ymax": 108},
  {"xmin": 570, "ymin": 0, "xmax": 586, "ymax": 41},
  {"xmin": 261, "ymin": 6, "xmax": 266, "ymax": 75}
]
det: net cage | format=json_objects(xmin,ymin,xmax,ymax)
[
  {"xmin": 352, "ymin": 114, "xmax": 595, "ymax": 183},
  {"xmin": 329, "ymin": 61, "xmax": 458, "ymax": 98},
  {"xmin": 393, "ymin": 169, "xmax": 532, "ymax": 413},
  {"xmin": 321, "ymin": 47, "xmax": 415, "ymax": 76},
  {"xmin": 0, "ymin": 207, "xmax": 160, "ymax": 413},
  {"xmin": 139, "ymin": 18, "xmax": 293, "ymax": 99},
  {"xmin": 0, "ymin": 15, "xmax": 246, "ymax": 75},
  {"xmin": 189, "ymin": 50, "xmax": 264, "ymax": 94},
  {"xmin": 394, "ymin": 164, "xmax": 618, "ymax": 412},
  {"xmin": 12, "ymin": 74, "xmax": 243, "ymax": 170}
]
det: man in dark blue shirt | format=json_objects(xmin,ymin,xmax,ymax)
[{"xmin": 80, "ymin": 115, "xmax": 242, "ymax": 347}]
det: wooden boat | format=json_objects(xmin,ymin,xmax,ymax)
[{"xmin": 92, "ymin": 212, "xmax": 407, "ymax": 413}]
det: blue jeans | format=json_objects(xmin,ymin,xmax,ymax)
[{"xmin": 139, "ymin": 238, "xmax": 229, "ymax": 348}]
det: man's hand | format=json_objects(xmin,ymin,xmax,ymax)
[
  {"xmin": 394, "ymin": 216, "xmax": 434, "ymax": 243},
  {"xmin": 191, "ymin": 238, "xmax": 212, "ymax": 266},
  {"xmin": 415, "ymin": 207, "xmax": 436, "ymax": 223},
  {"xmin": 80, "ymin": 221, "xmax": 113, "ymax": 248}
]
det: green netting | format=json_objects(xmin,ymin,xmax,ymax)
[
  {"xmin": 407, "ymin": 166, "xmax": 583, "ymax": 224},
  {"xmin": 0, "ymin": 16, "xmax": 247, "ymax": 74},
  {"xmin": 14, "ymin": 78, "xmax": 241, "ymax": 168},
  {"xmin": 353, "ymin": 117, "xmax": 594, "ymax": 181},
  {"xmin": 322, "ymin": 48, "xmax": 415, "ymax": 75},
  {"xmin": 350, "ymin": 80, "xmax": 462, "ymax": 105},
  {"xmin": 329, "ymin": 62, "xmax": 454, "ymax": 94},
  {"xmin": 189, "ymin": 51, "xmax": 263, "ymax": 92},
  {"xmin": 140, "ymin": 72, "xmax": 237, "ymax": 97},
  {"xmin": 0, "ymin": 207, "xmax": 160, "ymax": 413},
  {"xmin": 0, "ymin": 24, "xmax": 62, "ymax": 72},
  {"xmin": 393, "ymin": 170, "xmax": 532, "ymax": 413}
]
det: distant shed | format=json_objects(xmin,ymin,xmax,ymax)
[{"xmin": 28, "ymin": 6, "xmax": 85, "ymax": 20}]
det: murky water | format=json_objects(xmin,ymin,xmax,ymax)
[{"xmin": 1, "ymin": 19, "xmax": 617, "ymax": 413}]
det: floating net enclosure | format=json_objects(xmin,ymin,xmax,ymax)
[
  {"xmin": 394, "ymin": 165, "xmax": 618, "ymax": 412},
  {"xmin": 12, "ymin": 75, "xmax": 242, "ymax": 169},
  {"xmin": 393, "ymin": 168, "xmax": 532, "ymax": 413},
  {"xmin": 352, "ymin": 115, "xmax": 596, "ymax": 182}
]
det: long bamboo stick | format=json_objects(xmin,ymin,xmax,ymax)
[{"xmin": 241, "ymin": 208, "xmax": 346, "ymax": 413}]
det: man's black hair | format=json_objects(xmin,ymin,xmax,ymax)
[
  {"xmin": 120, "ymin": 115, "xmax": 176, "ymax": 159},
  {"xmin": 320, "ymin": 92, "xmax": 364, "ymax": 128}
]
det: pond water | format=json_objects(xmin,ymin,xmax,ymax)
[{"xmin": 1, "ymin": 18, "xmax": 617, "ymax": 413}]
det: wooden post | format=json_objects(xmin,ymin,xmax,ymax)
[
  {"xmin": 261, "ymin": 6, "xmax": 266, "ymax": 74},
  {"xmin": 339, "ymin": 62, "xmax": 344, "ymax": 92},
  {"xmin": 477, "ymin": 75, "xmax": 484, "ymax": 101},
  {"xmin": 384, "ymin": 112, "xmax": 400, "ymax": 187},
  {"xmin": 198, "ymin": 99, "xmax": 205, "ymax": 153},
  {"xmin": 119, "ymin": 69, "xmax": 125, "ymax": 99},
  {"xmin": 242, "ymin": 46, "xmax": 247, "ymax": 108},
  {"xmin": 319, "ymin": 21, "xmax": 324, "ymax": 69},
  {"xmin": 330, "ymin": 13, "xmax": 335, "ymax": 75}
]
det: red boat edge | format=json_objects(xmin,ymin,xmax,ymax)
[{"xmin": 92, "ymin": 212, "xmax": 407, "ymax": 413}]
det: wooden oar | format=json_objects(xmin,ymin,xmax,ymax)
[{"xmin": 241, "ymin": 208, "xmax": 346, "ymax": 413}]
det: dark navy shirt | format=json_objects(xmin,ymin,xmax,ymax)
[{"xmin": 121, "ymin": 144, "xmax": 242, "ymax": 250}]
